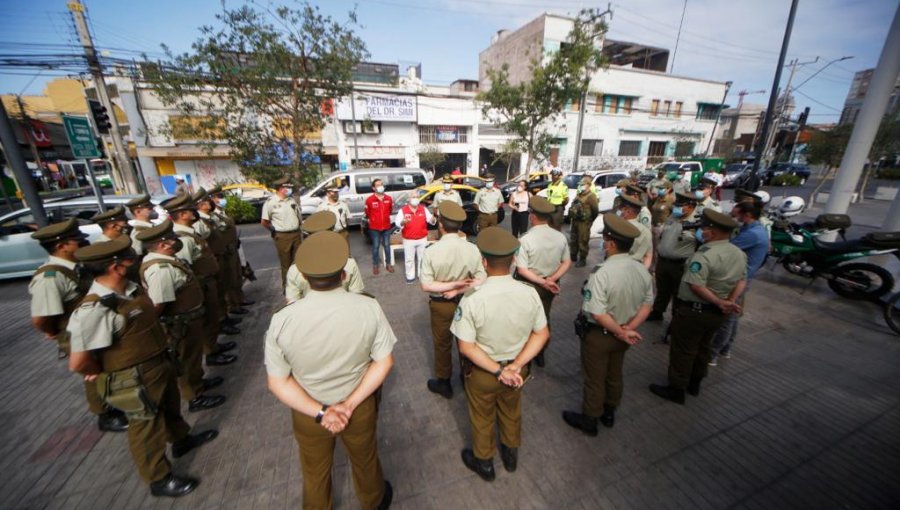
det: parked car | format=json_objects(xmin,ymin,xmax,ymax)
[
  {"xmin": 441, "ymin": 174, "xmax": 490, "ymax": 189},
  {"xmin": 500, "ymin": 172, "xmax": 551, "ymax": 201},
  {"xmin": 722, "ymin": 163, "xmax": 753, "ymax": 188},
  {"xmin": 765, "ymin": 163, "xmax": 811, "ymax": 185},
  {"xmin": 0, "ymin": 194, "xmax": 170, "ymax": 280},
  {"xmin": 299, "ymin": 168, "xmax": 429, "ymax": 225},
  {"xmin": 536, "ymin": 169, "xmax": 630, "ymax": 219},
  {"xmin": 222, "ymin": 183, "xmax": 275, "ymax": 218}
]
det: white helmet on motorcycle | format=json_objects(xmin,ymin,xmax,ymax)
[
  {"xmin": 777, "ymin": 196, "xmax": 805, "ymax": 218},
  {"xmin": 754, "ymin": 190, "xmax": 771, "ymax": 205}
]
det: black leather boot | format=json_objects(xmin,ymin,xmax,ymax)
[
  {"xmin": 376, "ymin": 480, "xmax": 393, "ymax": 510},
  {"xmin": 599, "ymin": 405, "xmax": 616, "ymax": 428},
  {"xmin": 562, "ymin": 411, "xmax": 598, "ymax": 436},
  {"xmin": 687, "ymin": 377, "xmax": 702, "ymax": 397},
  {"xmin": 461, "ymin": 449, "xmax": 495, "ymax": 482},
  {"xmin": 649, "ymin": 384, "xmax": 685, "ymax": 404},
  {"xmin": 172, "ymin": 429, "xmax": 219, "ymax": 458},
  {"xmin": 206, "ymin": 353, "xmax": 237, "ymax": 366},
  {"xmin": 149, "ymin": 474, "xmax": 198, "ymax": 498},
  {"xmin": 499, "ymin": 443, "xmax": 518, "ymax": 472},
  {"xmin": 426, "ymin": 378, "xmax": 453, "ymax": 399},
  {"xmin": 188, "ymin": 394, "xmax": 226, "ymax": 412}
]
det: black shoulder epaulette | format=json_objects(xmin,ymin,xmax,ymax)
[{"xmin": 359, "ymin": 291, "xmax": 376, "ymax": 299}]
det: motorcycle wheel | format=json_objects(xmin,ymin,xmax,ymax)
[
  {"xmin": 884, "ymin": 292, "xmax": 900, "ymax": 336},
  {"xmin": 827, "ymin": 263, "xmax": 894, "ymax": 301}
]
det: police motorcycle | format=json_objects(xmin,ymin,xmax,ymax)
[{"xmin": 768, "ymin": 196, "xmax": 900, "ymax": 301}]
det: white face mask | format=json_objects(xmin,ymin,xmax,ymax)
[
  {"xmin": 283, "ymin": 188, "xmax": 293, "ymax": 197},
  {"xmin": 410, "ymin": 198, "xmax": 420, "ymax": 207},
  {"xmin": 443, "ymin": 183, "xmax": 451, "ymax": 191},
  {"xmin": 375, "ymin": 186, "xmax": 385, "ymax": 194}
]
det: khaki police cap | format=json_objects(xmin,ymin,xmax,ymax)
[
  {"xmin": 272, "ymin": 176, "xmax": 293, "ymax": 188},
  {"xmin": 31, "ymin": 217, "xmax": 87, "ymax": 242},
  {"xmin": 602, "ymin": 213, "xmax": 641, "ymax": 241},
  {"xmin": 674, "ymin": 192, "xmax": 698, "ymax": 205},
  {"xmin": 74, "ymin": 235, "xmax": 134, "ymax": 263},
  {"xmin": 619, "ymin": 193, "xmax": 645, "ymax": 210},
  {"xmin": 625, "ymin": 184, "xmax": 645, "ymax": 197},
  {"xmin": 208, "ymin": 184, "xmax": 223, "ymax": 195},
  {"xmin": 616, "ymin": 178, "xmax": 631, "ymax": 188},
  {"xmin": 125, "ymin": 194, "xmax": 152, "ymax": 209},
  {"xmin": 192, "ymin": 187, "xmax": 208, "ymax": 202},
  {"xmin": 135, "ymin": 219, "xmax": 176, "ymax": 243},
  {"xmin": 529, "ymin": 195, "xmax": 555, "ymax": 214},
  {"xmin": 303, "ymin": 211, "xmax": 337, "ymax": 234},
  {"xmin": 476, "ymin": 226, "xmax": 519, "ymax": 256},
  {"xmin": 734, "ymin": 188, "xmax": 762, "ymax": 204},
  {"xmin": 701, "ymin": 208, "xmax": 739, "ymax": 231},
  {"xmin": 441, "ymin": 174, "xmax": 454, "ymax": 183},
  {"xmin": 294, "ymin": 231, "xmax": 349, "ymax": 277},
  {"xmin": 438, "ymin": 201, "xmax": 467, "ymax": 222},
  {"xmin": 91, "ymin": 206, "xmax": 127, "ymax": 224},
  {"xmin": 162, "ymin": 193, "xmax": 196, "ymax": 213}
]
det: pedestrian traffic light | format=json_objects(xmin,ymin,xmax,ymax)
[{"xmin": 88, "ymin": 99, "xmax": 111, "ymax": 134}]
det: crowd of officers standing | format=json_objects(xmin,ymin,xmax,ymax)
[{"xmin": 26, "ymin": 166, "xmax": 770, "ymax": 507}]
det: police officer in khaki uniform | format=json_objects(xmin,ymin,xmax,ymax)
[
  {"xmin": 126, "ymin": 194, "xmax": 157, "ymax": 256},
  {"xmin": 285, "ymin": 211, "xmax": 365, "ymax": 302},
  {"xmin": 563, "ymin": 215, "xmax": 653, "ymax": 435},
  {"xmin": 624, "ymin": 184, "xmax": 653, "ymax": 228},
  {"xmin": 617, "ymin": 194, "xmax": 653, "ymax": 269},
  {"xmin": 265, "ymin": 231, "xmax": 396, "ymax": 510},
  {"xmin": 693, "ymin": 175, "xmax": 723, "ymax": 215},
  {"xmin": 650, "ymin": 209, "xmax": 747, "ymax": 404},
  {"xmin": 647, "ymin": 192, "xmax": 699, "ymax": 322},
  {"xmin": 261, "ymin": 176, "xmax": 302, "ymax": 285},
  {"xmin": 645, "ymin": 168, "xmax": 669, "ymax": 197},
  {"xmin": 29, "ymin": 219, "xmax": 128, "ymax": 432},
  {"xmin": 67, "ymin": 237, "xmax": 217, "ymax": 498},
  {"xmin": 315, "ymin": 186, "xmax": 351, "ymax": 241},
  {"xmin": 208, "ymin": 185, "xmax": 255, "ymax": 312},
  {"xmin": 164, "ymin": 194, "xmax": 239, "ymax": 364},
  {"xmin": 137, "ymin": 220, "xmax": 229, "ymax": 411},
  {"xmin": 451, "ymin": 227, "xmax": 549, "ymax": 481},
  {"xmin": 91, "ymin": 206, "xmax": 131, "ymax": 243},
  {"xmin": 193, "ymin": 188, "xmax": 245, "ymax": 325},
  {"xmin": 473, "ymin": 176, "xmax": 503, "ymax": 231},
  {"xmin": 514, "ymin": 196, "xmax": 572, "ymax": 367},
  {"xmin": 420, "ymin": 201, "xmax": 487, "ymax": 399},
  {"xmin": 433, "ymin": 175, "xmax": 463, "ymax": 213},
  {"xmin": 569, "ymin": 175, "xmax": 599, "ymax": 267}
]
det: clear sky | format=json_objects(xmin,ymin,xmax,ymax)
[{"xmin": 1, "ymin": 0, "xmax": 897, "ymax": 123}]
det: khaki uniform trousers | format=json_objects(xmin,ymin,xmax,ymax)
[
  {"xmin": 580, "ymin": 328, "xmax": 630, "ymax": 417},
  {"xmin": 214, "ymin": 255, "xmax": 230, "ymax": 316},
  {"xmin": 274, "ymin": 231, "xmax": 302, "ymax": 285},
  {"xmin": 223, "ymin": 249, "xmax": 245, "ymax": 309},
  {"xmin": 84, "ymin": 379, "xmax": 106, "ymax": 414},
  {"xmin": 652, "ymin": 257, "xmax": 686, "ymax": 316},
  {"xmin": 171, "ymin": 316, "xmax": 206, "ymax": 401},
  {"xmin": 668, "ymin": 303, "xmax": 727, "ymax": 389},
  {"xmin": 429, "ymin": 299, "xmax": 459, "ymax": 380},
  {"xmin": 199, "ymin": 276, "xmax": 222, "ymax": 355},
  {"xmin": 550, "ymin": 204, "xmax": 565, "ymax": 229},
  {"xmin": 291, "ymin": 395, "xmax": 386, "ymax": 510},
  {"xmin": 465, "ymin": 364, "xmax": 529, "ymax": 460},
  {"xmin": 569, "ymin": 219, "xmax": 592, "ymax": 261},
  {"xmin": 477, "ymin": 212, "xmax": 498, "ymax": 231},
  {"xmin": 126, "ymin": 357, "xmax": 191, "ymax": 483}
]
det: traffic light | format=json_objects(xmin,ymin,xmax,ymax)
[
  {"xmin": 797, "ymin": 107, "xmax": 810, "ymax": 129},
  {"xmin": 88, "ymin": 99, "xmax": 111, "ymax": 134}
]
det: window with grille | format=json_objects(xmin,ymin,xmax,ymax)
[
  {"xmin": 618, "ymin": 140, "xmax": 641, "ymax": 156},
  {"xmin": 418, "ymin": 126, "xmax": 468, "ymax": 144},
  {"xmin": 580, "ymin": 139, "xmax": 603, "ymax": 156}
]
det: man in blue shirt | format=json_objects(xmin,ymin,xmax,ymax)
[{"xmin": 710, "ymin": 200, "xmax": 769, "ymax": 364}]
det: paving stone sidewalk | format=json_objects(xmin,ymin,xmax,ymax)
[{"xmin": 0, "ymin": 219, "xmax": 898, "ymax": 510}]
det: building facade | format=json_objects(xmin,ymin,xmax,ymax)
[{"xmin": 840, "ymin": 68, "xmax": 900, "ymax": 125}]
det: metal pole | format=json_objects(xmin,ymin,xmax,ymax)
[
  {"xmin": 670, "ymin": 0, "xmax": 688, "ymax": 74},
  {"xmin": 823, "ymin": 4, "xmax": 900, "ymax": 225},
  {"xmin": 15, "ymin": 95, "xmax": 47, "ymax": 189},
  {"xmin": 748, "ymin": 0, "xmax": 799, "ymax": 190},
  {"xmin": 704, "ymin": 80, "xmax": 732, "ymax": 156},
  {"xmin": 69, "ymin": 0, "xmax": 139, "ymax": 194},
  {"xmin": 0, "ymin": 164, "xmax": 15, "ymax": 211},
  {"xmin": 571, "ymin": 8, "xmax": 611, "ymax": 173},
  {"xmin": 349, "ymin": 89, "xmax": 360, "ymax": 167},
  {"xmin": 0, "ymin": 100, "xmax": 47, "ymax": 226},
  {"xmin": 83, "ymin": 159, "xmax": 105, "ymax": 212}
]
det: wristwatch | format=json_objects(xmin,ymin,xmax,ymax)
[
  {"xmin": 314, "ymin": 404, "xmax": 329, "ymax": 424},
  {"xmin": 493, "ymin": 366, "xmax": 504, "ymax": 378}
]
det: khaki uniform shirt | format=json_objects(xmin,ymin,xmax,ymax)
[
  {"xmin": 315, "ymin": 200, "xmax": 350, "ymax": 232},
  {"xmin": 264, "ymin": 288, "xmax": 397, "ymax": 405},
  {"xmin": 678, "ymin": 240, "xmax": 748, "ymax": 302},
  {"xmin": 129, "ymin": 220, "xmax": 153, "ymax": 256},
  {"xmin": 474, "ymin": 187, "xmax": 502, "ymax": 214},
  {"xmin": 419, "ymin": 233, "xmax": 486, "ymax": 297},
  {"xmin": 582, "ymin": 254, "xmax": 653, "ymax": 324},
  {"xmin": 628, "ymin": 218, "xmax": 653, "ymax": 262},
  {"xmin": 696, "ymin": 196, "xmax": 722, "ymax": 215},
  {"xmin": 450, "ymin": 275, "xmax": 546, "ymax": 362},
  {"xmin": 285, "ymin": 257, "xmax": 364, "ymax": 302},
  {"xmin": 29, "ymin": 256, "xmax": 80, "ymax": 317},
  {"xmin": 516, "ymin": 224, "xmax": 570, "ymax": 277},
  {"xmin": 194, "ymin": 212, "xmax": 213, "ymax": 239},
  {"xmin": 433, "ymin": 190, "xmax": 463, "ymax": 210},
  {"xmin": 141, "ymin": 252, "xmax": 191, "ymax": 305},
  {"xmin": 67, "ymin": 280, "xmax": 140, "ymax": 352},
  {"xmin": 638, "ymin": 206, "xmax": 652, "ymax": 227},
  {"xmin": 658, "ymin": 212, "xmax": 699, "ymax": 260},
  {"xmin": 172, "ymin": 223, "xmax": 202, "ymax": 264},
  {"xmin": 262, "ymin": 195, "xmax": 302, "ymax": 232},
  {"xmin": 646, "ymin": 178, "xmax": 668, "ymax": 193},
  {"xmin": 673, "ymin": 178, "xmax": 690, "ymax": 195}
]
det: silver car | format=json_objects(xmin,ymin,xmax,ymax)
[{"xmin": 0, "ymin": 195, "xmax": 170, "ymax": 280}]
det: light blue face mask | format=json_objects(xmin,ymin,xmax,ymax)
[
  {"xmin": 671, "ymin": 206, "xmax": 684, "ymax": 218},
  {"xmin": 615, "ymin": 188, "xmax": 622, "ymax": 196},
  {"xmin": 657, "ymin": 188, "xmax": 666, "ymax": 197},
  {"xmin": 284, "ymin": 188, "xmax": 294, "ymax": 197},
  {"xmin": 694, "ymin": 190, "xmax": 705, "ymax": 200},
  {"xmin": 695, "ymin": 229, "xmax": 705, "ymax": 243},
  {"xmin": 217, "ymin": 198, "xmax": 227, "ymax": 208}
]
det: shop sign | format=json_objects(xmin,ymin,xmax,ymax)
[{"xmin": 336, "ymin": 94, "xmax": 416, "ymax": 122}]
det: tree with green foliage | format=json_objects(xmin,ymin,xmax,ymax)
[
  {"xmin": 145, "ymin": 2, "xmax": 368, "ymax": 188},
  {"xmin": 478, "ymin": 9, "xmax": 608, "ymax": 173},
  {"xmin": 417, "ymin": 144, "xmax": 445, "ymax": 173}
]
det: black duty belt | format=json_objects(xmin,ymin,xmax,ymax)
[
  {"xmin": 659, "ymin": 256, "xmax": 687, "ymax": 263},
  {"xmin": 430, "ymin": 295, "xmax": 461, "ymax": 304},
  {"xmin": 587, "ymin": 322, "xmax": 612, "ymax": 335},
  {"xmin": 677, "ymin": 300, "xmax": 723, "ymax": 314}
]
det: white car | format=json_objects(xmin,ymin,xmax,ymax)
[
  {"xmin": 537, "ymin": 170, "xmax": 631, "ymax": 219},
  {"xmin": 0, "ymin": 195, "xmax": 169, "ymax": 280}
]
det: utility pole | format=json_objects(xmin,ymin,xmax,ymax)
[
  {"xmin": 0, "ymin": 100, "xmax": 47, "ymax": 226},
  {"xmin": 759, "ymin": 56, "xmax": 818, "ymax": 169},
  {"xmin": 349, "ymin": 89, "xmax": 360, "ymax": 168},
  {"xmin": 704, "ymin": 80, "xmax": 732, "ymax": 156},
  {"xmin": 670, "ymin": 0, "xmax": 688, "ymax": 74},
  {"xmin": 68, "ymin": 0, "xmax": 139, "ymax": 194},
  {"xmin": 824, "ymin": 3, "xmax": 900, "ymax": 229},
  {"xmin": 15, "ymin": 96, "xmax": 47, "ymax": 190},
  {"xmin": 571, "ymin": 5, "xmax": 612, "ymax": 174},
  {"xmin": 748, "ymin": 0, "xmax": 799, "ymax": 190}
]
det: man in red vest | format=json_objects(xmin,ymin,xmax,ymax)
[
  {"xmin": 364, "ymin": 178, "xmax": 394, "ymax": 275},
  {"xmin": 394, "ymin": 192, "xmax": 435, "ymax": 284}
]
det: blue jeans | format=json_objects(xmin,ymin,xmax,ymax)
[{"xmin": 369, "ymin": 228, "xmax": 392, "ymax": 266}]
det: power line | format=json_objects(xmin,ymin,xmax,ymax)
[{"xmin": 794, "ymin": 90, "xmax": 841, "ymax": 112}]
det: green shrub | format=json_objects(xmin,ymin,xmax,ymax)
[
  {"xmin": 875, "ymin": 167, "xmax": 900, "ymax": 180},
  {"xmin": 223, "ymin": 194, "xmax": 259, "ymax": 224},
  {"xmin": 771, "ymin": 174, "xmax": 802, "ymax": 186}
]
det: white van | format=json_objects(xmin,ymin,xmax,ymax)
[{"xmin": 300, "ymin": 168, "xmax": 429, "ymax": 226}]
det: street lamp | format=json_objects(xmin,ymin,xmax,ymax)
[{"xmin": 792, "ymin": 56, "xmax": 854, "ymax": 92}]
